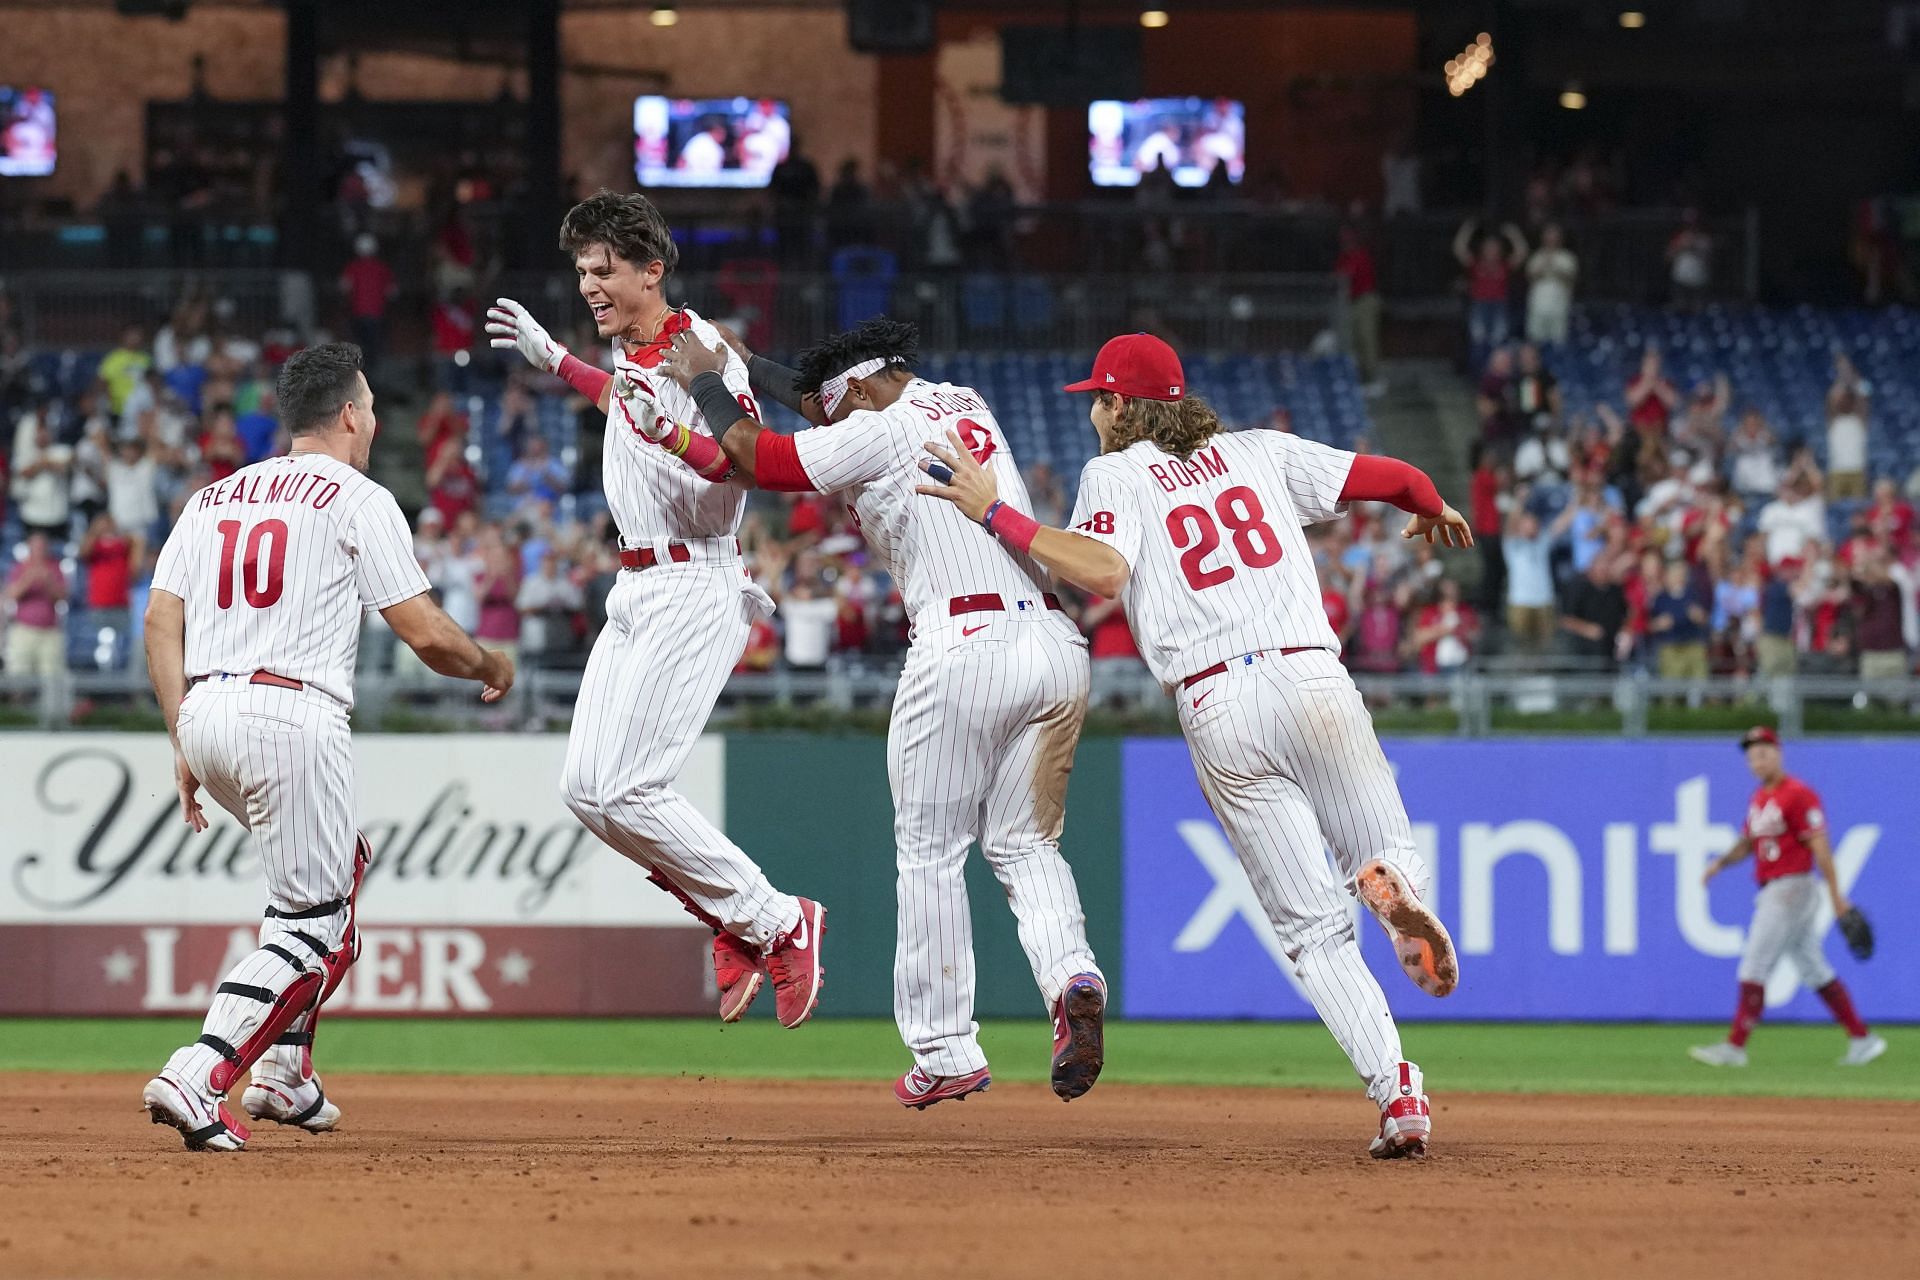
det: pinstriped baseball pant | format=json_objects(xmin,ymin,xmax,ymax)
[
  {"xmin": 1177, "ymin": 648, "xmax": 1429, "ymax": 1107},
  {"xmin": 562, "ymin": 562, "xmax": 800, "ymax": 947},
  {"xmin": 890, "ymin": 613, "xmax": 1103, "ymax": 1078},
  {"xmin": 171, "ymin": 679, "xmax": 355, "ymax": 1087}
]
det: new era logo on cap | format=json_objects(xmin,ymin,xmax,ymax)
[{"xmin": 1106, "ymin": 372, "xmax": 1116, "ymax": 383}]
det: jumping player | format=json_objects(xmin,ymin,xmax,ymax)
[
  {"xmin": 1689, "ymin": 727, "xmax": 1887, "ymax": 1068},
  {"xmin": 486, "ymin": 191, "xmax": 827, "ymax": 1029},
  {"xmin": 917, "ymin": 332, "xmax": 1463, "ymax": 1157},
  {"xmin": 141, "ymin": 343, "xmax": 514, "ymax": 1150},
  {"xmin": 654, "ymin": 318, "xmax": 1108, "ymax": 1109}
]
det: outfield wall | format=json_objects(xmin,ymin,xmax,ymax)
[{"xmin": 1, "ymin": 734, "xmax": 1909, "ymax": 1022}]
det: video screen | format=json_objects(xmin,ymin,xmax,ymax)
[
  {"xmin": 634, "ymin": 96, "xmax": 790, "ymax": 189},
  {"xmin": 1088, "ymin": 98, "xmax": 1244, "ymax": 189},
  {"xmin": 0, "ymin": 86, "xmax": 57, "ymax": 178}
]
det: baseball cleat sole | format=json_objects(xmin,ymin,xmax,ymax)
[
  {"xmin": 1051, "ymin": 978, "xmax": 1107, "ymax": 1102},
  {"xmin": 1357, "ymin": 861, "xmax": 1459, "ymax": 998}
]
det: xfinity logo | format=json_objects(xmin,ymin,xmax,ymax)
[{"xmin": 1167, "ymin": 775, "xmax": 1878, "ymax": 1008}]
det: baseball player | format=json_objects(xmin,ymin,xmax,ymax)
[
  {"xmin": 141, "ymin": 343, "xmax": 514, "ymax": 1151},
  {"xmin": 485, "ymin": 190, "xmax": 826, "ymax": 1029},
  {"xmin": 652, "ymin": 318, "xmax": 1108, "ymax": 1109},
  {"xmin": 918, "ymin": 332, "xmax": 1464, "ymax": 1157},
  {"xmin": 1690, "ymin": 726, "xmax": 1886, "ymax": 1068}
]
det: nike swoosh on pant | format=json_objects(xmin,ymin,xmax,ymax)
[{"xmin": 961, "ymin": 624, "xmax": 989, "ymax": 637}]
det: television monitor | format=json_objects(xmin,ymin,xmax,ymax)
[
  {"xmin": 634, "ymin": 96, "xmax": 790, "ymax": 189},
  {"xmin": 1089, "ymin": 97, "xmax": 1244, "ymax": 189},
  {"xmin": 0, "ymin": 86, "xmax": 56, "ymax": 178}
]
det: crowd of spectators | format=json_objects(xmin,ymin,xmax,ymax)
[{"xmin": 1456, "ymin": 336, "xmax": 1920, "ymax": 682}]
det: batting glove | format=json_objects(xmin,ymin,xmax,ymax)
[
  {"xmin": 486, "ymin": 297, "xmax": 566, "ymax": 374},
  {"xmin": 610, "ymin": 361, "xmax": 672, "ymax": 443}
]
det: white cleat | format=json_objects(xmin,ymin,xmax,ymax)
[
  {"xmin": 1369, "ymin": 1062, "xmax": 1432, "ymax": 1160},
  {"xmin": 1838, "ymin": 1034, "xmax": 1888, "ymax": 1067},
  {"xmin": 143, "ymin": 1072, "xmax": 248, "ymax": 1152},
  {"xmin": 242, "ymin": 1076, "xmax": 342, "ymax": 1132},
  {"xmin": 1688, "ymin": 1042, "xmax": 1749, "ymax": 1068}
]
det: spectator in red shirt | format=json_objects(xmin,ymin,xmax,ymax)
[
  {"xmin": 1411, "ymin": 578, "xmax": 1479, "ymax": 675},
  {"xmin": 1453, "ymin": 218, "xmax": 1527, "ymax": 361},
  {"xmin": 1469, "ymin": 443, "xmax": 1508, "ymax": 611},
  {"xmin": 432, "ymin": 289, "xmax": 478, "ymax": 393},
  {"xmin": 474, "ymin": 535, "xmax": 523, "ymax": 661},
  {"xmin": 1348, "ymin": 584, "xmax": 1404, "ymax": 674},
  {"xmin": 3, "ymin": 532, "xmax": 67, "ymax": 681},
  {"xmin": 339, "ymin": 233, "xmax": 396, "ymax": 366},
  {"xmin": 198, "ymin": 403, "xmax": 246, "ymax": 483},
  {"xmin": 786, "ymin": 493, "xmax": 826, "ymax": 540},
  {"xmin": 78, "ymin": 513, "xmax": 137, "ymax": 669},
  {"xmin": 1626, "ymin": 346, "xmax": 1679, "ymax": 435},
  {"xmin": 1320, "ymin": 565, "xmax": 1355, "ymax": 655},
  {"xmin": 1335, "ymin": 224, "xmax": 1383, "ymax": 394},
  {"xmin": 1868, "ymin": 477, "xmax": 1914, "ymax": 557},
  {"xmin": 424, "ymin": 402, "xmax": 480, "ymax": 526}
]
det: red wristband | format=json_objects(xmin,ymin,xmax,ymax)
[
  {"xmin": 984, "ymin": 501, "xmax": 1041, "ymax": 555},
  {"xmin": 556, "ymin": 352, "xmax": 612, "ymax": 404}
]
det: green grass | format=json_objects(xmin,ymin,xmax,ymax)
[{"xmin": 2, "ymin": 1019, "xmax": 1914, "ymax": 1100}]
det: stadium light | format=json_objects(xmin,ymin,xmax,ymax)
[
  {"xmin": 1619, "ymin": 11, "xmax": 1646, "ymax": 28},
  {"xmin": 1140, "ymin": 8, "xmax": 1170, "ymax": 28},
  {"xmin": 1444, "ymin": 34, "xmax": 1494, "ymax": 98},
  {"xmin": 650, "ymin": 3, "xmax": 678, "ymax": 27},
  {"xmin": 1560, "ymin": 84, "xmax": 1587, "ymax": 110}
]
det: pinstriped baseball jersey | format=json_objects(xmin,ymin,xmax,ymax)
[
  {"xmin": 793, "ymin": 379, "xmax": 1050, "ymax": 621},
  {"xmin": 152, "ymin": 453, "xmax": 429, "ymax": 707},
  {"xmin": 1067, "ymin": 430, "xmax": 1355, "ymax": 687},
  {"xmin": 602, "ymin": 309, "xmax": 753, "ymax": 543}
]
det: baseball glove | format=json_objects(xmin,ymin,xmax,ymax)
[{"xmin": 1837, "ymin": 906, "xmax": 1874, "ymax": 962}]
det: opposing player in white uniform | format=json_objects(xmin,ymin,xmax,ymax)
[
  {"xmin": 486, "ymin": 191, "xmax": 826, "ymax": 1028},
  {"xmin": 141, "ymin": 343, "xmax": 513, "ymax": 1150},
  {"xmin": 654, "ymin": 318, "xmax": 1107, "ymax": 1108},
  {"xmin": 919, "ymin": 333, "xmax": 1468, "ymax": 1156}
]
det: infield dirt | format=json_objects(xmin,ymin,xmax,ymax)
[{"xmin": 2, "ymin": 1072, "xmax": 1913, "ymax": 1279}]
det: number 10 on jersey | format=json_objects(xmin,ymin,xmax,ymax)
[{"xmin": 215, "ymin": 518, "xmax": 287, "ymax": 609}]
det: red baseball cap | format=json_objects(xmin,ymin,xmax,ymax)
[
  {"xmin": 1063, "ymin": 333, "xmax": 1187, "ymax": 401},
  {"xmin": 1739, "ymin": 725, "xmax": 1779, "ymax": 750}
]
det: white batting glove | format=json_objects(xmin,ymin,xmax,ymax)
[
  {"xmin": 609, "ymin": 361, "xmax": 672, "ymax": 443},
  {"xmin": 486, "ymin": 297, "xmax": 566, "ymax": 374}
]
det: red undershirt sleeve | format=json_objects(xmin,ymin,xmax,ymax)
[
  {"xmin": 753, "ymin": 430, "xmax": 820, "ymax": 493},
  {"xmin": 1338, "ymin": 454, "xmax": 1444, "ymax": 518}
]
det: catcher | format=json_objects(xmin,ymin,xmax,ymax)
[{"xmin": 1691, "ymin": 727, "xmax": 1886, "ymax": 1068}]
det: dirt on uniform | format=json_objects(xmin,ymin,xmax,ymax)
[{"xmin": 1, "ymin": 1073, "xmax": 1914, "ymax": 1279}]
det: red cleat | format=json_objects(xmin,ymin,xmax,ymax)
[
  {"xmin": 1355, "ymin": 860, "xmax": 1459, "ymax": 997},
  {"xmin": 1050, "ymin": 973, "xmax": 1106, "ymax": 1101},
  {"xmin": 764, "ymin": 898, "xmax": 826, "ymax": 1028},
  {"xmin": 1368, "ymin": 1062, "xmax": 1432, "ymax": 1159},
  {"xmin": 895, "ymin": 1065, "xmax": 992, "ymax": 1110},
  {"xmin": 713, "ymin": 931, "xmax": 764, "ymax": 1023}
]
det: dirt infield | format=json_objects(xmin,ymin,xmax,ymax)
[{"xmin": 2, "ymin": 1073, "xmax": 1914, "ymax": 1279}]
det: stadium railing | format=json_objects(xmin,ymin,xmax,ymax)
[{"xmin": 6, "ymin": 667, "xmax": 1911, "ymax": 737}]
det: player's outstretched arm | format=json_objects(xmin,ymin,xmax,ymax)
[
  {"xmin": 655, "ymin": 331, "xmax": 832, "ymax": 493},
  {"xmin": 917, "ymin": 431, "xmax": 1132, "ymax": 599},
  {"xmin": 485, "ymin": 297, "xmax": 614, "ymax": 412},
  {"xmin": 381, "ymin": 593, "xmax": 515, "ymax": 702},
  {"xmin": 1806, "ymin": 828, "xmax": 1853, "ymax": 917}
]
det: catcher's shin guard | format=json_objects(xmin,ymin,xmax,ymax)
[
  {"xmin": 203, "ymin": 966, "xmax": 326, "ymax": 1094},
  {"xmin": 261, "ymin": 832, "xmax": 372, "ymax": 1084}
]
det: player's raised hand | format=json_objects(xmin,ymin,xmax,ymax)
[
  {"xmin": 1401, "ymin": 502, "xmax": 1474, "ymax": 549},
  {"xmin": 656, "ymin": 330, "xmax": 729, "ymax": 390},
  {"xmin": 174, "ymin": 751, "xmax": 208, "ymax": 833},
  {"xmin": 479, "ymin": 649, "xmax": 516, "ymax": 703},
  {"xmin": 486, "ymin": 297, "xmax": 566, "ymax": 374},
  {"xmin": 916, "ymin": 430, "xmax": 1000, "ymax": 524}
]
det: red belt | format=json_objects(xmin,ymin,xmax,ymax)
[
  {"xmin": 617, "ymin": 538, "xmax": 742, "ymax": 571},
  {"xmin": 1180, "ymin": 647, "xmax": 1315, "ymax": 691},
  {"xmin": 189, "ymin": 670, "xmax": 305, "ymax": 691},
  {"xmin": 949, "ymin": 592, "xmax": 1064, "ymax": 617}
]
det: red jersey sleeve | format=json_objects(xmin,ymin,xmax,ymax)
[{"xmin": 1785, "ymin": 781, "xmax": 1827, "ymax": 840}]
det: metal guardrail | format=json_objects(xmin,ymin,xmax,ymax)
[
  {"xmin": 7, "ymin": 667, "xmax": 1915, "ymax": 736},
  {"xmin": 0, "ymin": 269, "xmax": 313, "ymax": 347}
]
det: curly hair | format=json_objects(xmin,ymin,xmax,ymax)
[
  {"xmin": 793, "ymin": 317, "xmax": 921, "ymax": 396},
  {"xmin": 1098, "ymin": 391, "xmax": 1225, "ymax": 460},
  {"xmin": 559, "ymin": 190, "xmax": 680, "ymax": 277}
]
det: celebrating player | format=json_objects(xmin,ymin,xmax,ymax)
[
  {"xmin": 1689, "ymin": 727, "xmax": 1886, "ymax": 1068},
  {"xmin": 486, "ymin": 191, "xmax": 827, "ymax": 1029},
  {"xmin": 917, "ymin": 332, "xmax": 1464, "ymax": 1158},
  {"xmin": 655, "ymin": 318, "xmax": 1108, "ymax": 1109},
  {"xmin": 141, "ymin": 343, "xmax": 514, "ymax": 1151}
]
